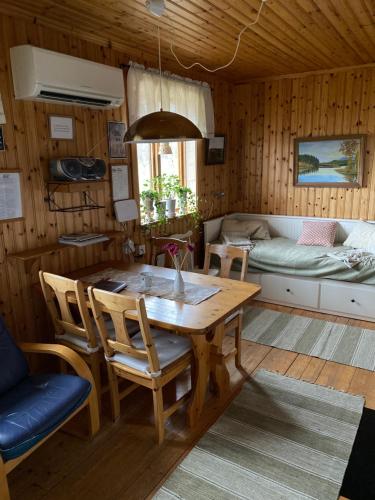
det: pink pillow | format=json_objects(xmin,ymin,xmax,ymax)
[{"xmin": 297, "ymin": 221, "xmax": 337, "ymax": 247}]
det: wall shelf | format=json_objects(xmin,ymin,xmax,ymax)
[
  {"xmin": 45, "ymin": 180, "xmax": 108, "ymax": 212},
  {"xmin": 8, "ymin": 231, "xmax": 123, "ymax": 274}
]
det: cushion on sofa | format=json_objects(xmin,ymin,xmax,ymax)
[
  {"xmin": 343, "ymin": 221, "xmax": 375, "ymax": 252},
  {"xmin": 297, "ymin": 221, "xmax": 337, "ymax": 247},
  {"xmin": 0, "ymin": 317, "xmax": 29, "ymax": 396},
  {"xmin": 221, "ymin": 218, "xmax": 271, "ymax": 240},
  {"xmin": 0, "ymin": 373, "xmax": 91, "ymax": 461}
]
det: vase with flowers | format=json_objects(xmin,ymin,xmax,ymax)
[{"xmin": 163, "ymin": 242, "xmax": 194, "ymax": 295}]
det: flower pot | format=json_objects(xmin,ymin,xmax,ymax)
[
  {"xmin": 165, "ymin": 198, "xmax": 176, "ymax": 218},
  {"xmin": 143, "ymin": 197, "xmax": 154, "ymax": 212},
  {"xmin": 155, "ymin": 201, "xmax": 166, "ymax": 220},
  {"xmin": 178, "ymin": 195, "xmax": 187, "ymax": 215},
  {"xmin": 173, "ymin": 270, "xmax": 185, "ymax": 295}
]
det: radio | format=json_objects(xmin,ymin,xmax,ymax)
[{"xmin": 49, "ymin": 157, "xmax": 106, "ymax": 181}]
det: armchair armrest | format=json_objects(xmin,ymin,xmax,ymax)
[{"xmin": 19, "ymin": 342, "xmax": 94, "ymax": 385}]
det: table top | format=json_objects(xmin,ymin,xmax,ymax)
[{"xmin": 70, "ymin": 261, "xmax": 261, "ymax": 334}]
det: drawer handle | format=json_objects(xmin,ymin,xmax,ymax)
[{"xmin": 286, "ymin": 288, "xmax": 291, "ymax": 293}]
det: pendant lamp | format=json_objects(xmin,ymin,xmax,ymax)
[
  {"xmin": 124, "ymin": 27, "xmax": 202, "ymax": 144},
  {"xmin": 159, "ymin": 142, "xmax": 173, "ymax": 155}
]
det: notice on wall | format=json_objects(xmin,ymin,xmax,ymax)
[
  {"xmin": 111, "ymin": 165, "xmax": 129, "ymax": 201},
  {"xmin": 0, "ymin": 172, "xmax": 22, "ymax": 220}
]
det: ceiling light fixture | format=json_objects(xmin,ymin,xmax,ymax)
[
  {"xmin": 124, "ymin": 25, "xmax": 202, "ymax": 144},
  {"xmin": 145, "ymin": 0, "xmax": 166, "ymax": 17}
]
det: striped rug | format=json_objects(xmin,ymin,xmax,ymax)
[
  {"xmin": 154, "ymin": 370, "xmax": 364, "ymax": 500},
  {"xmin": 241, "ymin": 307, "xmax": 375, "ymax": 371}
]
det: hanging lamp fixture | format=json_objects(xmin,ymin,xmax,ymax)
[{"xmin": 124, "ymin": 26, "xmax": 202, "ymax": 144}]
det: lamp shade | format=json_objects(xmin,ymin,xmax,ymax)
[{"xmin": 124, "ymin": 111, "xmax": 202, "ymax": 143}]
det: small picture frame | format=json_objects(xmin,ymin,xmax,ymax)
[
  {"xmin": 205, "ymin": 136, "xmax": 225, "ymax": 165},
  {"xmin": 0, "ymin": 126, "xmax": 4, "ymax": 151},
  {"xmin": 294, "ymin": 135, "xmax": 366, "ymax": 188},
  {"xmin": 49, "ymin": 115, "xmax": 75, "ymax": 140},
  {"xmin": 108, "ymin": 121, "xmax": 128, "ymax": 159}
]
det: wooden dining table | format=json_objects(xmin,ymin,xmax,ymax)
[{"xmin": 69, "ymin": 260, "xmax": 261, "ymax": 426}]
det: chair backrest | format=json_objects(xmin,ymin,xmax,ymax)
[
  {"xmin": 150, "ymin": 237, "xmax": 190, "ymax": 270},
  {"xmin": 87, "ymin": 288, "xmax": 160, "ymax": 375},
  {"xmin": 0, "ymin": 316, "xmax": 29, "ymax": 395},
  {"xmin": 203, "ymin": 243, "xmax": 249, "ymax": 282},
  {"xmin": 39, "ymin": 271, "xmax": 98, "ymax": 349}
]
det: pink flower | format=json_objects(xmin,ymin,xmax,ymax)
[
  {"xmin": 187, "ymin": 243, "xmax": 194, "ymax": 252},
  {"xmin": 163, "ymin": 242, "xmax": 179, "ymax": 256}
]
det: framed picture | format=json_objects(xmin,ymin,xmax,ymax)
[
  {"xmin": 0, "ymin": 126, "xmax": 4, "ymax": 151},
  {"xmin": 0, "ymin": 171, "xmax": 23, "ymax": 221},
  {"xmin": 205, "ymin": 136, "xmax": 225, "ymax": 165},
  {"xmin": 294, "ymin": 135, "xmax": 366, "ymax": 187},
  {"xmin": 49, "ymin": 115, "xmax": 75, "ymax": 140},
  {"xmin": 107, "ymin": 121, "xmax": 128, "ymax": 159}
]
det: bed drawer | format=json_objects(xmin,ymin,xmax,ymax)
[
  {"xmin": 320, "ymin": 282, "xmax": 375, "ymax": 320},
  {"xmin": 260, "ymin": 274, "xmax": 320, "ymax": 309}
]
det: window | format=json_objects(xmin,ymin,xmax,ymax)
[{"xmin": 137, "ymin": 141, "xmax": 197, "ymax": 223}]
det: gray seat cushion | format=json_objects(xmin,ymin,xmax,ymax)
[{"xmin": 110, "ymin": 329, "xmax": 192, "ymax": 377}]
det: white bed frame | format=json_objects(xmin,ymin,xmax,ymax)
[{"xmin": 204, "ymin": 213, "xmax": 375, "ymax": 322}]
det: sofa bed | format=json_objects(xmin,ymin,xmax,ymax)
[{"xmin": 203, "ymin": 213, "xmax": 375, "ymax": 322}]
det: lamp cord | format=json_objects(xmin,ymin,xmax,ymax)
[
  {"xmin": 170, "ymin": 0, "xmax": 266, "ymax": 73},
  {"xmin": 158, "ymin": 25, "xmax": 163, "ymax": 111}
]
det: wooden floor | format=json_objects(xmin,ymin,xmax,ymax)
[{"xmin": 9, "ymin": 302, "xmax": 375, "ymax": 500}]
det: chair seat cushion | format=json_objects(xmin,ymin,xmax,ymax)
[
  {"xmin": 56, "ymin": 318, "xmax": 140, "ymax": 353},
  {"xmin": 0, "ymin": 373, "xmax": 91, "ymax": 461},
  {"xmin": 225, "ymin": 308, "xmax": 243, "ymax": 325},
  {"xmin": 110, "ymin": 329, "xmax": 192, "ymax": 377}
]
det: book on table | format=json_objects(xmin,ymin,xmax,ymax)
[{"xmin": 58, "ymin": 233, "xmax": 109, "ymax": 246}]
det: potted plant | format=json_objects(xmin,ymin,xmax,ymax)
[
  {"xmin": 162, "ymin": 175, "xmax": 180, "ymax": 218},
  {"xmin": 140, "ymin": 189, "xmax": 158, "ymax": 218},
  {"xmin": 176, "ymin": 186, "xmax": 192, "ymax": 215}
]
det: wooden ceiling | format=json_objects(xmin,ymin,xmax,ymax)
[{"xmin": 1, "ymin": 0, "xmax": 375, "ymax": 82}]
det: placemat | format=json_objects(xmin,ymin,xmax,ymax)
[{"xmin": 82, "ymin": 268, "xmax": 221, "ymax": 305}]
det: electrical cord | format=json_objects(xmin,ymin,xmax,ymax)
[{"xmin": 170, "ymin": 0, "xmax": 267, "ymax": 73}]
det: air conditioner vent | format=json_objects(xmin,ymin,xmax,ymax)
[{"xmin": 39, "ymin": 90, "xmax": 111, "ymax": 107}]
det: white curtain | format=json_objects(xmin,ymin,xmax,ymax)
[
  {"xmin": 0, "ymin": 95, "xmax": 5, "ymax": 124},
  {"xmin": 127, "ymin": 63, "xmax": 214, "ymax": 138}
]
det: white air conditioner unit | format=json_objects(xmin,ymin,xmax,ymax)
[{"xmin": 10, "ymin": 45, "xmax": 124, "ymax": 109}]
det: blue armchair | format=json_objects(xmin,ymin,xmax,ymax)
[{"xmin": 0, "ymin": 317, "xmax": 100, "ymax": 500}]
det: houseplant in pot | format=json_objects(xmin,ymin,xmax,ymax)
[
  {"xmin": 140, "ymin": 189, "xmax": 158, "ymax": 221},
  {"xmin": 163, "ymin": 175, "xmax": 180, "ymax": 219},
  {"xmin": 176, "ymin": 186, "xmax": 192, "ymax": 215}
]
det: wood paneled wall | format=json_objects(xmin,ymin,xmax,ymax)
[
  {"xmin": 0, "ymin": 13, "xmax": 233, "ymax": 342},
  {"xmin": 231, "ymin": 68, "xmax": 375, "ymax": 219}
]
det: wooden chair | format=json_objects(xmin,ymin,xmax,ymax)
[
  {"xmin": 88, "ymin": 287, "xmax": 193, "ymax": 444},
  {"xmin": 39, "ymin": 271, "xmax": 139, "ymax": 409},
  {"xmin": 150, "ymin": 237, "xmax": 190, "ymax": 270},
  {"xmin": 203, "ymin": 243, "xmax": 249, "ymax": 368},
  {"xmin": 0, "ymin": 315, "xmax": 99, "ymax": 500}
]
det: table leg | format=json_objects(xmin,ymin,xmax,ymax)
[
  {"xmin": 187, "ymin": 334, "xmax": 211, "ymax": 427},
  {"xmin": 210, "ymin": 322, "xmax": 230, "ymax": 400}
]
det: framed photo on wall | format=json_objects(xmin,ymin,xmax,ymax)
[
  {"xmin": 294, "ymin": 135, "xmax": 366, "ymax": 188},
  {"xmin": 107, "ymin": 121, "xmax": 128, "ymax": 159},
  {"xmin": 205, "ymin": 136, "xmax": 225, "ymax": 165},
  {"xmin": 49, "ymin": 115, "xmax": 75, "ymax": 140}
]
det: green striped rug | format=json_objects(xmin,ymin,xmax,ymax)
[
  {"xmin": 154, "ymin": 370, "xmax": 364, "ymax": 500},
  {"xmin": 241, "ymin": 307, "xmax": 375, "ymax": 371}
]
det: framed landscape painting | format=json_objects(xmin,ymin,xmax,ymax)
[{"xmin": 294, "ymin": 135, "xmax": 366, "ymax": 187}]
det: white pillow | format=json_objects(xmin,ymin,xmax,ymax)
[{"xmin": 343, "ymin": 221, "xmax": 375, "ymax": 252}]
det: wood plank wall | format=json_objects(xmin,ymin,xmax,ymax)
[
  {"xmin": 231, "ymin": 68, "xmax": 375, "ymax": 219},
  {"xmin": 0, "ymin": 13, "xmax": 233, "ymax": 342}
]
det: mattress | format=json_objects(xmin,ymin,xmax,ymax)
[{"xmin": 232, "ymin": 237, "xmax": 375, "ymax": 285}]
